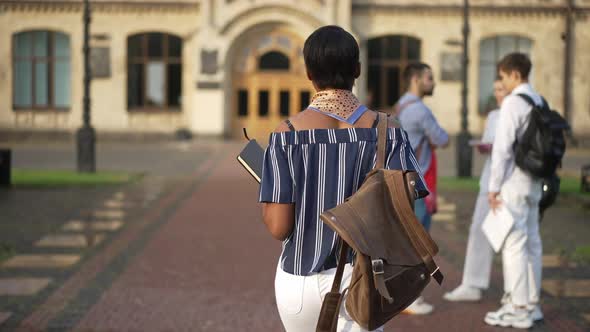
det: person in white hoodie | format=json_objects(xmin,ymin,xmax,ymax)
[
  {"xmin": 483, "ymin": 53, "xmax": 544, "ymax": 329},
  {"xmin": 443, "ymin": 79, "xmax": 508, "ymax": 302}
]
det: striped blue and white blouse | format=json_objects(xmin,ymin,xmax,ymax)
[{"xmin": 259, "ymin": 127, "xmax": 428, "ymax": 276}]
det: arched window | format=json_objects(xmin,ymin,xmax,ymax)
[
  {"xmin": 258, "ymin": 51, "xmax": 290, "ymax": 70},
  {"xmin": 13, "ymin": 30, "xmax": 71, "ymax": 109},
  {"xmin": 478, "ymin": 35, "xmax": 533, "ymax": 114},
  {"xmin": 367, "ymin": 35, "xmax": 421, "ymax": 109},
  {"xmin": 127, "ymin": 32, "xmax": 182, "ymax": 110}
]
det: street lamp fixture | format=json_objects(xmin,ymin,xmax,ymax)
[
  {"xmin": 77, "ymin": 0, "xmax": 96, "ymax": 172},
  {"xmin": 457, "ymin": 0, "xmax": 472, "ymax": 177}
]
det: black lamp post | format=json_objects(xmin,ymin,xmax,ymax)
[
  {"xmin": 77, "ymin": 0, "xmax": 96, "ymax": 172},
  {"xmin": 457, "ymin": 0, "xmax": 472, "ymax": 177}
]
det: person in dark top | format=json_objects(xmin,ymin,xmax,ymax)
[{"xmin": 259, "ymin": 25, "xmax": 426, "ymax": 331}]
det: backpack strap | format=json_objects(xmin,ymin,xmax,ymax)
[
  {"xmin": 317, "ymin": 241, "xmax": 349, "ymax": 332},
  {"xmin": 330, "ymin": 241, "xmax": 350, "ymax": 293},
  {"xmin": 284, "ymin": 119, "xmax": 296, "ymax": 131},
  {"xmin": 516, "ymin": 93, "xmax": 535, "ymax": 106},
  {"xmin": 517, "ymin": 93, "xmax": 554, "ymax": 114},
  {"xmin": 414, "ymin": 137, "xmax": 427, "ymax": 163},
  {"xmin": 540, "ymin": 96, "xmax": 550, "ymax": 110},
  {"xmin": 516, "ymin": 93, "xmax": 547, "ymax": 109},
  {"xmin": 375, "ymin": 112, "xmax": 388, "ymax": 170},
  {"xmin": 371, "ymin": 114, "xmax": 379, "ymax": 128},
  {"xmin": 389, "ymin": 171, "xmax": 444, "ymax": 285}
]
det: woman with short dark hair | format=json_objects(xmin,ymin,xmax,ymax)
[{"xmin": 259, "ymin": 25, "xmax": 426, "ymax": 331}]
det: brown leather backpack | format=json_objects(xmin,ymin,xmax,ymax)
[{"xmin": 316, "ymin": 112, "xmax": 444, "ymax": 332}]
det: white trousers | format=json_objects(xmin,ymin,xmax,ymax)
[
  {"xmin": 462, "ymin": 194, "xmax": 497, "ymax": 290},
  {"xmin": 275, "ymin": 263, "xmax": 384, "ymax": 332},
  {"xmin": 499, "ymin": 179, "xmax": 543, "ymax": 307}
]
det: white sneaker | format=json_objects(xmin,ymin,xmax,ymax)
[
  {"xmin": 527, "ymin": 304, "xmax": 544, "ymax": 321},
  {"xmin": 484, "ymin": 304, "xmax": 533, "ymax": 329},
  {"xmin": 443, "ymin": 285, "xmax": 482, "ymax": 302},
  {"xmin": 403, "ymin": 296, "xmax": 434, "ymax": 315}
]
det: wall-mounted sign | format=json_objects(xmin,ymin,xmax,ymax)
[
  {"xmin": 90, "ymin": 47, "xmax": 111, "ymax": 78},
  {"xmin": 201, "ymin": 49, "xmax": 218, "ymax": 74},
  {"xmin": 441, "ymin": 52, "xmax": 462, "ymax": 82}
]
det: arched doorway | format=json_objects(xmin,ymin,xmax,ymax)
[
  {"xmin": 366, "ymin": 35, "xmax": 421, "ymax": 110},
  {"xmin": 231, "ymin": 29, "xmax": 314, "ymax": 140}
]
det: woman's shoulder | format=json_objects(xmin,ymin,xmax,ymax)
[
  {"xmin": 273, "ymin": 121, "xmax": 292, "ymax": 133},
  {"xmin": 270, "ymin": 113, "xmax": 401, "ymax": 132}
]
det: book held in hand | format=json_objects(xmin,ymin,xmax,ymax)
[
  {"xmin": 237, "ymin": 139, "xmax": 264, "ymax": 183},
  {"xmin": 482, "ymin": 205, "xmax": 515, "ymax": 253}
]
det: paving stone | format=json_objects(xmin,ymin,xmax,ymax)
[
  {"xmin": 437, "ymin": 203, "xmax": 456, "ymax": 212},
  {"xmin": 112, "ymin": 192, "xmax": 125, "ymax": 200},
  {"xmin": 542, "ymin": 279, "xmax": 590, "ymax": 297},
  {"xmin": 432, "ymin": 212, "xmax": 455, "ymax": 222},
  {"xmin": 0, "ymin": 278, "xmax": 52, "ymax": 296},
  {"xmin": 543, "ymin": 254, "xmax": 569, "ymax": 268},
  {"xmin": 443, "ymin": 223, "xmax": 458, "ymax": 231},
  {"xmin": 92, "ymin": 210, "xmax": 125, "ymax": 219},
  {"xmin": 62, "ymin": 220, "xmax": 123, "ymax": 232},
  {"xmin": 103, "ymin": 200, "xmax": 128, "ymax": 208},
  {"xmin": 35, "ymin": 234, "xmax": 105, "ymax": 248},
  {"xmin": 1, "ymin": 255, "xmax": 80, "ymax": 269}
]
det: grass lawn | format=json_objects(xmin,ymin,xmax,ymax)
[
  {"xmin": 0, "ymin": 242, "xmax": 15, "ymax": 264},
  {"xmin": 439, "ymin": 175, "xmax": 589, "ymax": 197},
  {"xmin": 11, "ymin": 169, "xmax": 142, "ymax": 187}
]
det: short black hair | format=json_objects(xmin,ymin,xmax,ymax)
[
  {"xmin": 303, "ymin": 25, "xmax": 359, "ymax": 90},
  {"xmin": 402, "ymin": 63, "xmax": 431, "ymax": 87},
  {"xmin": 497, "ymin": 52, "xmax": 531, "ymax": 79}
]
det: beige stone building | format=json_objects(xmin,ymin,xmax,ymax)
[{"xmin": 0, "ymin": 0, "xmax": 589, "ymax": 142}]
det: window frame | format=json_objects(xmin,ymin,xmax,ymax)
[
  {"xmin": 12, "ymin": 30, "xmax": 71, "ymax": 111},
  {"xmin": 478, "ymin": 35, "xmax": 533, "ymax": 115},
  {"xmin": 126, "ymin": 32, "xmax": 182, "ymax": 113},
  {"xmin": 367, "ymin": 35, "xmax": 422, "ymax": 109}
]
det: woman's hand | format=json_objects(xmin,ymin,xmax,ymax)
[
  {"xmin": 261, "ymin": 203, "xmax": 295, "ymax": 241},
  {"xmin": 488, "ymin": 192, "xmax": 502, "ymax": 213}
]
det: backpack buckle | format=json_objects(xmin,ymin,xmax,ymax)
[{"xmin": 371, "ymin": 259, "xmax": 384, "ymax": 275}]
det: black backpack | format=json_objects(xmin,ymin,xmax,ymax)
[
  {"xmin": 539, "ymin": 173, "xmax": 560, "ymax": 219},
  {"xmin": 513, "ymin": 94, "xmax": 569, "ymax": 179}
]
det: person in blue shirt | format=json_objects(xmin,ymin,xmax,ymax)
[{"xmin": 396, "ymin": 62, "xmax": 449, "ymax": 315}]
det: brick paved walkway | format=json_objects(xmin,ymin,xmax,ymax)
[{"xmin": 1, "ymin": 141, "xmax": 588, "ymax": 331}]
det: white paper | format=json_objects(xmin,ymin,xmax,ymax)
[{"xmin": 482, "ymin": 205, "xmax": 515, "ymax": 253}]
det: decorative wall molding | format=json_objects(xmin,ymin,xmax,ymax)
[
  {"xmin": 0, "ymin": 1, "xmax": 199, "ymax": 13},
  {"xmin": 352, "ymin": 3, "xmax": 589, "ymax": 18}
]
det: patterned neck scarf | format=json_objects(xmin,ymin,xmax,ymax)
[{"xmin": 307, "ymin": 89, "xmax": 368, "ymax": 125}]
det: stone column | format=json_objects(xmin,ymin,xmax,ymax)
[{"xmin": 190, "ymin": 0, "xmax": 225, "ymax": 136}]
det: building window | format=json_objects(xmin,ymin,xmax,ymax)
[
  {"xmin": 300, "ymin": 90, "xmax": 311, "ymax": 110},
  {"xmin": 127, "ymin": 32, "xmax": 182, "ymax": 111},
  {"xmin": 279, "ymin": 90, "xmax": 290, "ymax": 116},
  {"xmin": 258, "ymin": 90, "xmax": 269, "ymax": 117},
  {"xmin": 258, "ymin": 51, "xmax": 290, "ymax": 71},
  {"xmin": 238, "ymin": 89, "xmax": 248, "ymax": 117},
  {"xmin": 479, "ymin": 35, "xmax": 533, "ymax": 114},
  {"xmin": 12, "ymin": 30, "xmax": 71, "ymax": 110},
  {"xmin": 367, "ymin": 35, "xmax": 421, "ymax": 110}
]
